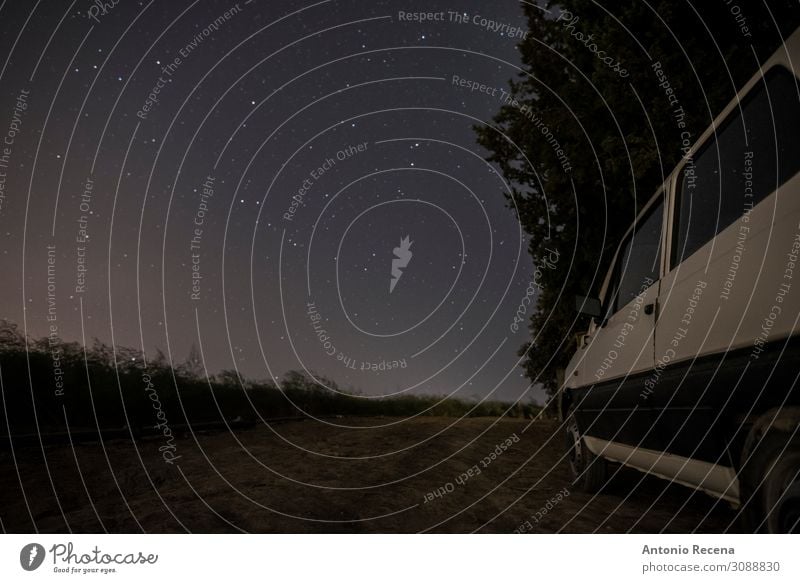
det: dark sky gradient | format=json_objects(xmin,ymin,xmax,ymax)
[{"xmin": 0, "ymin": 0, "xmax": 547, "ymax": 403}]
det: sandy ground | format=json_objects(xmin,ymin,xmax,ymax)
[{"xmin": 0, "ymin": 417, "xmax": 739, "ymax": 533}]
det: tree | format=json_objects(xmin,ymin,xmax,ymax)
[
  {"xmin": 215, "ymin": 368, "xmax": 244, "ymax": 386},
  {"xmin": 177, "ymin": 342, "xmax": 205, "ymax": 380},
  {"xmin": 476, "ymin": 1, "xmax": 800, "ymax": 395},
  {"xmin": 0, "ymin": 319, "xmax": 24, "ymax": 352}
]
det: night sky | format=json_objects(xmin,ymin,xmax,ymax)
[{"xmin": 0, "ymin": 0, "xmax": 545, "ymax": 404}]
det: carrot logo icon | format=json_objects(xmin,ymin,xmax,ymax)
[
  {"xmin": 389, "ymin": 236, "xmax": 413, "ymax": 293},
  {"xmin": 19, "ymin": 543, "xmax": 45, "ymax": 571}
]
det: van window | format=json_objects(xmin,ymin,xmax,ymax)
[
  {"xmin": 672, "ymin": 66, "xmax": 800, "ymax": 268},
  {"xmin": 609, "ymin": 198, "xmax": 663, "ymax": 313}
]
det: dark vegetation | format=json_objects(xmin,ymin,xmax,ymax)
[
  {"xmin": 0, "ymin": 320, "xmax": 534, "ymax": 438},
  {"xmin": 476, "ymin": 1, "xmax": 800, "ymax": 394}
]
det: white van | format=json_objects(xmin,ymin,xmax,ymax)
[{"xmin": 560, "ymin": 28, "xmax": 800, "ymax": 533}]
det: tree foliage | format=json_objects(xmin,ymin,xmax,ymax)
[{"xmin": 476, "ymin": 1, "xmax": 800, "ymax": 395}]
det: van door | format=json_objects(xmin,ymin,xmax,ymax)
[{"xmin": 575, "ymin": 196, "xmax": 664, "ymax": 445}]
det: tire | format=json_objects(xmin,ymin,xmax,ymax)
[
  {"xmin": 740, "ymin": 428, "xmax": 800, "ymax": 533},
  {"xmin": 565, "ymin": 416, "xmax": 607, "ymax": 493},
  {"xmin": 763, "ymin": 448, "xmax": 800, "ymax": 533}
]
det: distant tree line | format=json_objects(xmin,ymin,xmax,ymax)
[
  {"xmin": 0, "ymin": 319, "xmax": 536, "ymax": 438},
  {"xmin": 476, "ymin": 1, "xmax": 800, "ymax": 395}
]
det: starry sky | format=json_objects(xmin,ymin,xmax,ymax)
[{"xmin": 0, "ymin": 0, "xmax": 545, "ymax": 404}]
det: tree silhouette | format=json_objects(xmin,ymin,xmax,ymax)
[{"xmin": 475, "ymin": 0, "xmax": 800, "ymax": 395}]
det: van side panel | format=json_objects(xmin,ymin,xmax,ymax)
[
  {"xmin": 657, "ymin": 172, "xmax": 800, "ymax": 367},
  {"xmin": 573, "ymin": 336, "xmax": 800, "ymax": 466}
]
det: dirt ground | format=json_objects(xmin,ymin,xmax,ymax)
[{"xmin": 0, "ymin": 417, "xmax": 740, "ymax": 533}]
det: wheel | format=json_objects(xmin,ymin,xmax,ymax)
[
  {"xmin": 565, "ymin": 416, "xmax": 607, "ymax": 492},
  {"xmin": 739, "ymin": 426, "xmax": 800, "ymax": 533},
  {"xmin": 763, "ymin": 448, "xmax": 800, "ymax": 533}
]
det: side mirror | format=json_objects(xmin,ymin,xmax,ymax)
[{"xmin": 575, "ymin": 295, "xmax": 602, "ymax": 319}]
